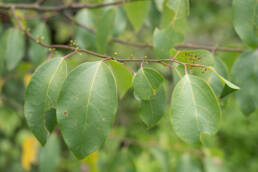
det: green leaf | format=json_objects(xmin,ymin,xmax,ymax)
[
  {"xmin": 108, "ymin": 60, "xmax": 132, "ymax": 98},
  {"xmin": 24, "ymin": 57, "xmax": 67, "ymax": 145},
  {"xmin": 57, "ymin": 61, "xmax": 118, "ymax": 159},
  {"xmin": 175, "ymin": 154, "xmax": 202, "ymax": 172},
  {"xmin": 5, "ymin": 28, "xmax": 25, "ymax": 70},
  {"xmin": 172, "ymin": 50, "xmax": 215, "ymax": 82},
  {"xmin": 167, "ymin": 0, "xmax": 190, "ymax": 20},
  {"xmin": 113, "ymin": 7, "xmax": 127, "ymax": 36},
  {"xmin": 154, "ymin": 25, "xmax": 184, "ymax": 59},
  {"xmin": 133, "ymin": 67, "xmax": 165, "ymax": 100},
  {"xmin": 140, "ymin": 85, "xmax": 166, "ymax": 127},
  {"xmin": 45, "ymin": 108, "xmax": 57, "ymax": 133},
  {"xmin": 96, "ymin": 9, "xmax": 115, "ymax": 53},
  {"xmin": 0, "ymin": 30, "xmax": 8, "ymax": 76},
  {"xmin": 207, "ymin": 66, "xmax": 240, "ymax": 98},
  {"xmin": 29, "ymin": 22, "xmax": 50, "ymax": 65},
  {"xmin": 124, "ymin": 1, "xmax": 150, "ymax": 31},
  {"xmin": 170, "ymin": 75, "xmax": 221, "ymax": 144},
  {"xmin": 232, "ymin": 50, "xmax": 258, "ymax": 115},
  {"xmin": 74, "ymin": 9, "xmax": 96, "ymax": 49},
  {"xmin": 39, "ymin": 133, "xmax": 60, "ymax": 172},
  {"xmin": 206, "ymin": 58, "xmax": 230, "ymax": 97},
  {"xmin": 151, "ymin": 147, "xmax": 170, "ymax": 172},
  {"xmin": 233, "ymin": 0, "xmax": 258, "ymax": 48}
]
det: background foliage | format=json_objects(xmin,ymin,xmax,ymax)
[{"xmin": 0, "ymin": 0, "xmax": 257, "ymax": 172}]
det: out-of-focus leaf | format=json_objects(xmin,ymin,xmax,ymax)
[
  {"xmin": 232, "ymin": 50, "xmax": 258, "ymax": 115},
  {"xmin": 24, "ymin": 57, "xmax": 67, "ymax": 145},
  {"xmin": 140, "ymin": 85, "xmax": 166, "ymax": 127},
  {"xmin": 154, "ymin": 25, "xmax": 184, "ymax": 59},
  {"xmin": 113, "ymin": 7, "xmax": 127, "ymax": 36},
  {"xmin": 0, "ymin": 31, "xmax": 8, "ymax": 76},
  {"xmin": 133, "ymin": 67, "xmax": 164, "ymax": 100},
  {"xmin": 0, "ymin": 108, "xmax": 21, "ymax": 137},
  {"xmin": 151, "ymin": 147, "xmax": 170, "ymax": 172},
  {"xmin": 21, "ymin": 135, "xmax": 39, "ymax": 171},
  {"xmin": 167, "ymin": 0, "xmax": 190, "ymax": 20},
  {"xmin": 5, "ymin": 28, "xmax": 25, "ymax": 70},
  {"xmin": 39, "ymin": 133, "xmax": 60, "ymax": 172},
  {"xmin": 24, "ymin": 74, "xmax": 32, "ymax": 88},
  {"xmin": 74, "ymin": 9, "xmax": 95, "ymax": 49},
  {"xmin": 108, "ymin": 60, "xmax": 133, "ymax": 98},
  {"xmin": 233, "ymin": 0, "xmax": 258, "ymax": 48},
  {"xmin": 175, "ymin": 154, "xmax": 201, "ymax": 172},
  {"xmin": 29, "ymin": 22, "xmax": 50, "ymax": 65},
  {"xmin": 57, "ymin": 61, "xmax": 118, "ymax": 159},
  {"xmin": 96, "ymin": 9, "xmax": 115, "ymax": 53},
  {"xmin": 124, "ymin": 1, "xmax": 150, "ymax": 31},
  {"xmin": 170, "ymin": 75, "xmax": 221, "ymax": 144}
]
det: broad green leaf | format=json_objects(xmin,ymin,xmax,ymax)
[
  {"xmin": 39, "ymin": 133, "xmax": 60, "ymax": 172},
  {"xmin": 233, "ymin": 0, "xmax": 258, "ymax": 48},
  {"xmin": 140, "ymin": 85, "xmax": 166, "ymax": 127},
  {"xmin": 45, "ymin": 108, "xmax": 57, "ymax": 133},
  {"xmin": 29, "ymin": 22, "xmax": 50, "ymax": 65},
  {"xmin": 232, "ymin": 50, "xmax": 258, "ymax": 115},
  {"xmin": 124, "ymin": 1, "xmax": 150, "ymax": 31},
  {"xmin": 160, "ymin": 4, "xmax": 174, "ymax": 28},
  {"xmin": 24, "ymin": 57, "xmax": 67, "ymax": 145},
  {"xmin": 167, "ymin": 0, "xmax": 190, "ymax": 20},
  {"xmin": 204, "ymin": 157, "xmax": 227, "ymax": 172},
  {"xmin": 5, "ymin": 28, "xmax": 25, "ymax": 70},
  {"xmin": 133, "ymin": 67, "xmax": 165, "ymax": 100},
  {"xmin": 57, "ymin": 61, "xmax": 118, "ymax": 159},
  {"xmin": 108, "ymin": 60, "xmax": 132, "ymax": 98},
  {"xmin": 96, "ymin": 9, "xmax": 115, "ymax": 53},
  {"xmin": 170, "ymin": 75, "xmax": 221, "ymax": 144},
  {"xmin": 207, "ymin": 66, "xmax": 240, "ymax": 98},
  {"xmin": 75, "ymin": 9, "xmax": 96, "ymax": 49},
  {"xmin": 154, "ymin": 25, "xmax": 184, "ymax": 58},
  {"xmin": 175, "ymin": 154, "xmax": 202, "ymax": 172}
]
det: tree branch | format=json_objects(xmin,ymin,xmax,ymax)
[
  {"xmin": 63, "ymin": 13, "xmax": 244, "ymax": 52},
  {"xmin": 0, "ymin": 0, "xmax": 141, "ymax": 11}
]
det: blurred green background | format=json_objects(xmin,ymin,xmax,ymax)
[{"xmin": 0, "ymin": 0, "xmax": 257, "ymax": 172}]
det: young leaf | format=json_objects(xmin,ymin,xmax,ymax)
[
  {"xmin": 170, "ymin": 75, "xmax": 221, "ymax": 144},
  {"xmin": 74, "ymin": 9, "xmax": 95, "ymax": 49},
  {"xmin": 140, "ymin": 85, "xmax": 166, "ymax": 128},
  {"xmin": 232, "ymin": 50, "xmax": 258, "ymax": 115},
  {"xmin": 233, "ymin": 0, "xmax": 258, "ymax": 48},
  {"xmin": 154, "ymin": 25, "xmax": 184, "ymax": 59},
  {"xmin": 133, "ymin": 67, "xmax": 165, "ymax": 100},
  {"xmin": 39, "ymin": 133, "xmax": 60, "ymax": 172},
  {"xmin": 5, "ymin": 28, "xmax": 25, "ymax": 70},
  {"xmin": 124, "ymin": 1, "xmax": 150, "ymax": 31},
  {"xmin": 108, "ymin": 60, "xmax": 133, "ymax": 98},
  {"xmin": 96, "ymin": 9, "xmax": 115, "ymax": 53},
  {"xmin": 57, "ymin": 61, "xmax": 118, "ymax": 159},
  {"xmin": 24, "ymin": 57, "xmax": 67, "ymax": 145},
  {"xmin": 29, "ymin": 22, "xmax": 50, "ymax": 65},
  {"xmin": 167, "ymin": 0, "xmax": 190, "ymax": 19}
]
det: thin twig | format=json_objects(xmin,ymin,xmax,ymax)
[
  {"xmin": 1, "ymin": 0, "xmax": 142, "ymax": 11},
  {"xmin": 64, "ymin": 12, "xmax": 244, "ymax": 52}
]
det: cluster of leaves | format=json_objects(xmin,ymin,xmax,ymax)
[{"xmin": 0, "ymin": 0, "xmax": 257, "ymax": 171}]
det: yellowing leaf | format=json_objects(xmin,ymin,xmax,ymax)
[
  {"xmin": 24, "ymin": 74, "xmax": 32, "ymax": 87},
  {"xmin": 21, "ymin": 135, "xmax": 39, "ymax": 171},
  {"xmin": 81, "ymin": 151, "xmax": 99, "ymax": 172}
]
